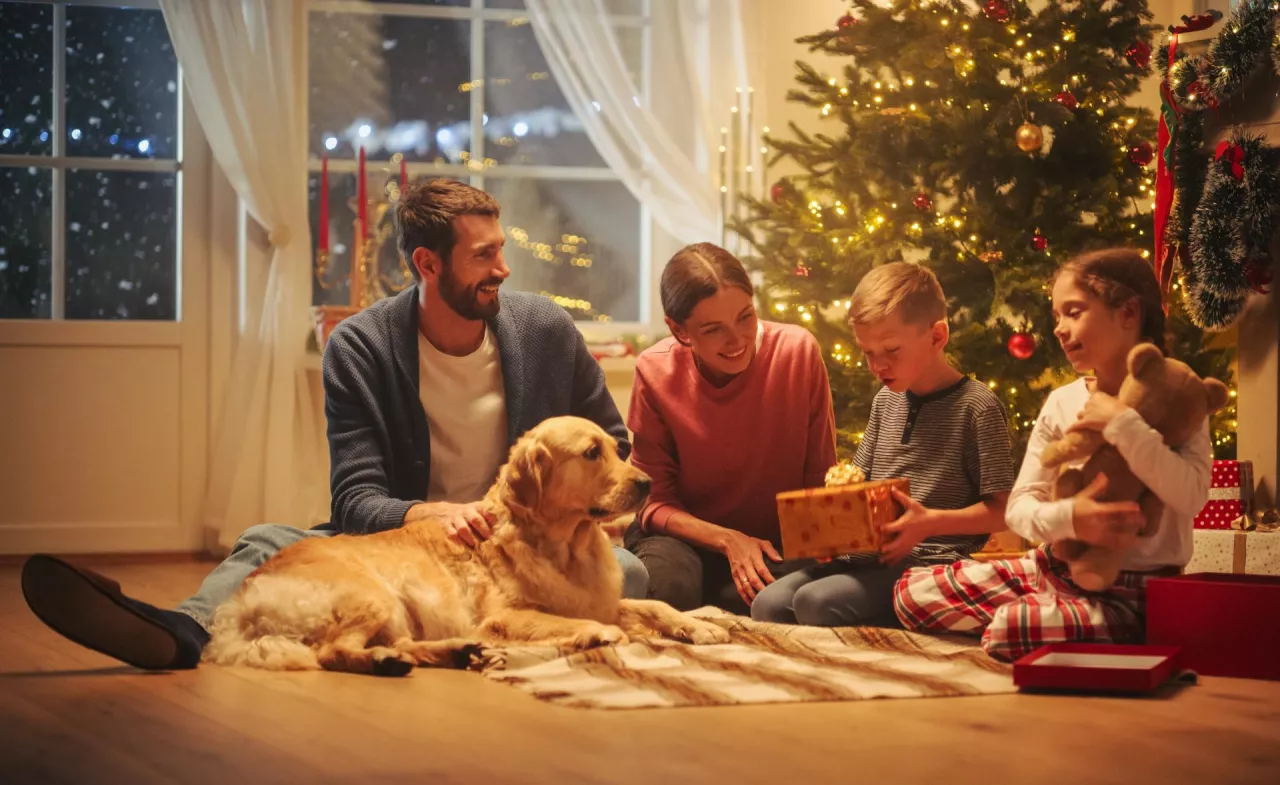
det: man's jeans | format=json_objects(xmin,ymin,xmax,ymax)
[{"xmin": 177, "ymin": 524, "xmax": 650, "ymax": 630}]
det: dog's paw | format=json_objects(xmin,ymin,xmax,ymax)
[
  {"xmin": 686, "ymin": 621, "xmax": 731, "ymax": 645},
  {"xmin": 572, "ymin": 624, "xmax": 629, "ymax": 649},
  {"xmin": 448, "ymin": 642, "xmax": 486, "ymax": 670},
  {"xmin": 370, "ymin": 650, "xmax": 416, "ymax": 678},
  {"xmin": 666, "ymin": 620, "xmax": 731, "ymax": 645}
]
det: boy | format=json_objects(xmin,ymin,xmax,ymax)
[{"xmin": 751, "ymin": 261, "xmax": 1015, "ymax": 627}]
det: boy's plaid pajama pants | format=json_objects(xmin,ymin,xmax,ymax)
[{"xmin": 893, "ymin": 545, "xmax": 1151, "ymax": 661}]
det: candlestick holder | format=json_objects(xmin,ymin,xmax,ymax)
[{"xmin": 312, "ymin": 172, "xmax": 415, "ymax": 349}]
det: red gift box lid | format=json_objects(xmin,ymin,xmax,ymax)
[{"xmin": 1013, "ymin": 643, "xmax": 1184, "ymax": 693}]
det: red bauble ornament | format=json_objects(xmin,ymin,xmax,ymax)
[
  {"xmin": 982, "ymin": 0, "xmax": 1010, "ymax": 23},
  {"xmin": 1125, "ymin": 40, "xmax": 1152, "ymax": 69},
  {"xmin": 913, "ymin": 192, "xmax": 934, "ymax": 212},
  {"xmin": 1031, "ymin": 230, "xmax": 1048, "ymax": 252},
  {"xmin": 1128, "ymin": 141, "xmax": 1154, "ymax": 167},
  {"xmin": 1053, "ymin": 91, "xmax": 1079, "ymax": 110},
  {"xmin": 837, "ymin": 14, "xmax": 857, "ymax": 31},
  {"xmin": 1245, "ymin": 257, "xmax": 1274, "ymax": 295},
  {"xmin": 770, "ymin": 182, "xmax": 785, "ymax": 204},
  {"xmin": 794, "ymin": 262, "xmax": 810, "ymax": 277},
  {"xmin": 1008, "ymin": 332, "xmax": 1036, "ymax": 360}
]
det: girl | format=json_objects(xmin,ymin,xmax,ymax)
[
  {"xmin": 893, "ymin": 248, "xmax": 1214, "ymax": 661},
  {"xmin": 625, "ymin": 243, "xmax": 838, "ymax": 614}
]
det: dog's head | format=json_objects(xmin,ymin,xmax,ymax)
[{"xmin": 498, "ymin": 416, "xmax": 651, "ymax": 530}]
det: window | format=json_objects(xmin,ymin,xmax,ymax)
[
  {"xmin": 308, "ymin": 0, "xmax": 649, "ymax": 325},
  {"xmin": 0, "ymin": 0, "xmax": 182, "ymax": 321}
]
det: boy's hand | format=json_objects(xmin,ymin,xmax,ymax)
[
  {"xmin": 880, "ymin": 489, "xmax": 934, "ymax": 565},
  {"xmin": 1070, "ymin": 474, "xmax": 1144, "ymax": 549},
  {"xmin": 721, "ymin": 531, "xmax": 782, "ymax": 604},
  {"xmin": 1068, "ymin": 392, "xmax": 1130, "ymax": 434}
]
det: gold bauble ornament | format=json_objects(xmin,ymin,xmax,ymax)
[{"xmin": 1016, "ymin": 122, "xmax": 1044, "ymax": 153}]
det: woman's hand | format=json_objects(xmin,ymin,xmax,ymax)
[
  {"xmin": 1067, "ymin": 392, "xmax": 1130, "ymax": 435},
  {"xmin": 720, "ymin": 531, "xmax": 782, "ymax": 604}
]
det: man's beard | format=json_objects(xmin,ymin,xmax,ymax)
[{"xmin": 438, "ymin": 264, "xmax": 502, "ymax": 320}]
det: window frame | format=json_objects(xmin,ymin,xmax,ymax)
[
  {"xmin": 0, "ymin": 0, "xmax": 191, "ymax": 335},
  {"xmin": 306, "ymin": 0, "xmax": 656, "ymax": 334}
]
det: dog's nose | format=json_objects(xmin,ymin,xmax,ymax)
[{"xmin": 632, "ymin": 477, "xmax": 651, "ymax": 496}]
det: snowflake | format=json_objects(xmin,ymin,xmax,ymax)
[
  {"xmin": 24, "ymin": 114, "xmax": 36, "ymax": 123},
  {"xmin": 167, "ymin": 80, "xmax": 176, "ymax": 93},
  {"xmin": 118, "ymin": 280, "xmax": 134, "ymax": 291},
  {"xmin": 0, "ymin": 262, "xmax": 7, "ymax": 272},
  {"xmin": 383, "ymin": 39, "xmax": 398, "ymax": 51},
  {"xmin": 70, "ymin": 222, "xmax": 82, "ymax": 232},
  {"xmin": 146, "ymin": 293, "xmax": 159, "ymax": 306}
]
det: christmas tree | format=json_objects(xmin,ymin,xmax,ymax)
[{"xmin": 736, "ymin": 0, "xmax": 1236, "ymax": 461}]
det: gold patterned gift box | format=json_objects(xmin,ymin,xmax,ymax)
[{"xmin": 776, "ymin": 478, "xmax": 909, "ymax": 560}]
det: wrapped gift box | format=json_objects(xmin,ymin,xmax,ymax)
[
  {"xmin": 1146, "ymin": 572, "xmax": 1280, "ymax": 681},
  {"xmin": 973, "ymin": 530, "xmax": 1033, "ymax": 560},
  {"xmin": 1013, "ymin": 643, "xmax": 1184, "ymax": 693},
  {"xmin": 1185, "ymin": 529, "xmax": 1280, "ymax": 576},
  {"xmin": 776, "ymin": 478, "xmax": 908, "ymax": 560},
  {"xmin": 1194, "ymin": 460, "xmax": 1253, "ymax": 530}
]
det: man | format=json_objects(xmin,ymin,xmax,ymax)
[{"xmin": 21, "ymin": 178, "xmax": 649, "ymax": 671}]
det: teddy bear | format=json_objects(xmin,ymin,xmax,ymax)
[{"xmin": 1040, "ymin": 342, "xmax": 1230, "ymax": 591}]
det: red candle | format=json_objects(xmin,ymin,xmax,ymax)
[
  {"xmin": 318, "ymin": 154, "xmax": 329, "ymax": 251},
  {"xmin": 400, "ymin": 156, "xmax": 408, "ymax": 188},
  {"xmin": 357, "ymin": 145, "xmax": 368, "ymax": 239}
]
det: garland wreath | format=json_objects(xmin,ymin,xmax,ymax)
[{"xmin": 1156, "ymin": 1, "xmax": 1280, "ymax": 330}]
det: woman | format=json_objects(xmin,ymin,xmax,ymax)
[{"xmin": 625, "ymin": 243, "xmax": 838, "ymax": 614}]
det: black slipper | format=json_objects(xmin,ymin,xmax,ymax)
[{"xmin": 21, "ymin": 554, "xmax": 206, "ymax": 671}]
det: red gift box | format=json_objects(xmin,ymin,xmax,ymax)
[
  {"xmin": 1013, "ymin": 643, "xmax": 1183, "ymax": 693},
  {"xmin": 1146, "ymin": 572, "xmax": 1280, "ymax": 681},
  {"xmin": 1193, "ymin": 460, "xmax": 1253, "ymax": 530}
]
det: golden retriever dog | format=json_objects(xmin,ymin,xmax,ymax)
[{"xmin": 203, "ymin": 416, "xmax": 729, "ymax": 676}]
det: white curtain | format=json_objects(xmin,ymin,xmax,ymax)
[
  {"xmin": 524, "ymin": 0, "xmax": 755, "ymax": 246},
  {"xmin": 160, "ymin": 0, "xmax": 321, "ymax": 550}
]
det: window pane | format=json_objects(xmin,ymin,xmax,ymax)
[
  {"xmin": 489, "ymin": 178, "xmax": 640, "ymax": 322},
  {"xmin": 310, "ymin": 13, "xmax": 472, "ymax": 164},
  {"xmin": 65, "ymin": 7, "xmax": 178, "ymax": 160},
  {"xmin": 484, "ymin": 20, "xmax": 642, "ymax": 167},
  {"xmin": 0, "ymin": 3, "xmax": 54, "ymax": 156},
  {"xmin": 486, "ymin": 0, "xmax": 646, "ymax": 12},
  {"xmin": 65, "ymin": 170, "xmax": 177, "ymax": 320},
  {"xmin": 0, "ymin": 167, "xmax": 53, "ymax": 319}
]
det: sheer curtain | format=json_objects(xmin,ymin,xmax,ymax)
[
  {"xmin": 524, "ymin": 0, "xmax": 756, "ymax": 247},
  {"xmin": 159, "ymin": 0, "xmax": 321, "ymax": 550}
]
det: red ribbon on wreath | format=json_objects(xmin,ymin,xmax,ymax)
[{"xmin": 1215, "ymin": 140, "xmax": 1245, "ymax": 181}]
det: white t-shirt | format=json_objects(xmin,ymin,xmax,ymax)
[{"xmin": 418, "ymin": 327, "xmax": 509, "ymax": 504}]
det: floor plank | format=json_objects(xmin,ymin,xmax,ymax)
[{"xmin": 1, "ymin": 562, "xmax": 1278, "ymax": 785}]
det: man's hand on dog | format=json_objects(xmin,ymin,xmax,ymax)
[
  {"xmin": 417, "ymin": 499, "xmax": 501, "ymax": 548},
  {"xmin": 720, "ymin": 530, "xmax": 782, "ymax": 604}
]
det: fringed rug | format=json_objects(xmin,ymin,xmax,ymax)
[{"xmin": 476, "ymin": 608, "xmax": 1014, "ymax": 709}]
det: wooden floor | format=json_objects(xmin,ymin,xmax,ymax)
[{"xmin": 1, "ymin": 562, "xmax": 1279, "ymax": 785}]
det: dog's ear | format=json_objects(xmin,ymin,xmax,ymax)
[{"xmin": 508, "ymin": 440, "xmax": 552, "ymax": 511}]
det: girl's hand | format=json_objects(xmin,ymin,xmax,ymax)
[
  {"xmin": 720, "ymin": 531, "xmax": 782, "ymax": 604},
  {"xmin": 1068, "ymin": 392, "xmax": 1130, "ymax": 434},
  {"xmin": 1069, "ymin": 474, "xmax": 1144, "ymax": 549}
]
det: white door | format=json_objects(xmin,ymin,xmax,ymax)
[{"xmin": 0, "ymin": 1, "xmax": 210, "ymax": 554}]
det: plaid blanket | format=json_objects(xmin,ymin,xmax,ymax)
[{"xmin": 476, "ymin": 609, "xmax": 1014, "ymax": 710}]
